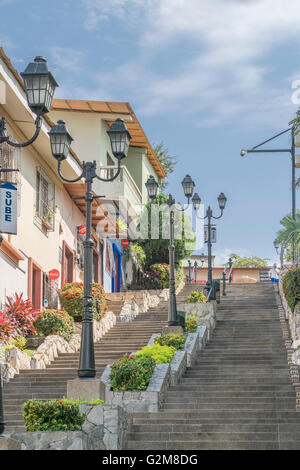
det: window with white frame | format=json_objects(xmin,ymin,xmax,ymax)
[{"xmin": 36, "ymin": 167, "xmax": 55, "ymax": 230}]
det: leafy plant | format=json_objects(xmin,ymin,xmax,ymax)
[
  {"xmin": 4, "ymin": 293, "xmax": 38, "ymax": 337},
  {"xmin": 185, "ymin": 314, "xmax": 198, "ymax": 333},
  {"xmin": 4, "ymin": 336, "xmax": 27, "ymax": 351},
  {"xmin": 148, "ymin": 263, "xmax": 184, "ymax": 290},
  {"xmin": 152, "ymin": 142, "xmax": 177, "ymax": 191},
  {"xmin": 34, "ymin": 309, "xmax": 75, "ymax": 341},
  {"xmin": 125, "ymin": 244, "xmax": 146, "ymax": 270},
  {"xmin": 68, "ymin": 398, "xmax": 104, "ymax": 405},
  {"xmin": 0, "ymin": 312, "xmax": 16, "ymax": 344},
  {"xmin": 187, "ymin": 290, "xmax": 206, "ymax": 303},
  {"xmin": 109, "ymin": 353, "xmax": 156, "ymax": 391},
  {"xmin": 23, "ymin": 399, "xmax": 86, "ymax": 432},
  {"xmin": 12, "ymin": 336, "xmax": 27, "ymax": 350},
  {"xmin": 154, "ymin": 334, "xmax": 186, "ymax": 350},
  {"xmin": 59, "ymin": 282, "xmax": 107, "ymax": 322},
  {"xmin": 282, "ymin": 267, "xmax": 300, "ymax": 312},
  {"xmin": 136, "ymin": 343, "xmax": 176, "ymax": 363},
  {"xmin": 116, "ymin": 218, "xmax": 128, "ymax": 231}
]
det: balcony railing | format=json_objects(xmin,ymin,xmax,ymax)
[{"xmin": 98, "ymin": 165, "xmax": 142, "ymax": 211}]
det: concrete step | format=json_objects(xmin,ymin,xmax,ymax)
[{"xmin": 126, "ymin": 440, "xmax": 281, "ymax": 450}]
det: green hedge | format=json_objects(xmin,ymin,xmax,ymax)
[
  {"xmin": 149, "ymin": 263, "xmax": 184, "ymax": 289},
  {"xmin": 154, "ymin": 333, "xmax": 186, "ymax": 350},
  {"xmin": 109, "ymin": 353, "xmax": 156, "ymax": 391},
  {"xmin": 58, "ymin": 282, "xmax": 107, "ymax": 322},
  {"xmin": 34, "ymin": 309, "xmax": 75, "ymax": 341},
  {"xmin": 23, "ymin": 399, "xmax": 86, "ymax": 431},
  {"xmin": 185, "ymin": 314, "xmax": 198, "ymax": 333},
  {"xmin": 187, "ymin": 290, "xmax": 206, "ymax": 303},
  {"xmin": 136, "ymin": 343, "xmax": 176, "ymax": 363},
  {"xmin": 283, "ymin": 267, "xmax": 300, "ymax": 312}
]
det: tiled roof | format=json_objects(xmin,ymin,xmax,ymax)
[{"xmin": 52, "ymin": 99, "xmax": 166, "ymax": 178}]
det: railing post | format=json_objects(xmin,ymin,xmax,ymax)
[
  {"xmin": 222, "ymin": 271, "xmax": 226, "ymax": 296},
  {"xmin": 229, "ymin": 258, "xmax": 233, "ymax": 284},
  {"xmin": 194, "ymin": 261, "xmax": 198, "ymax": 284}
]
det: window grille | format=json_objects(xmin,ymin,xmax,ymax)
[{"xmin": 36, "ymin": 167, "xmax": 55, "ymax": 230}]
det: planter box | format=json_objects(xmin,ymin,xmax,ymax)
[
  {"xmin": 100, "ymin": 363, "xmax": 171, "ymax": 413},
  {"xmin": 177, "ymin": 301, "xmax": 216, "ymax": 340}
]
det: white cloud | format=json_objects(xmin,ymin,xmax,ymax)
[
  {"xmin": 76, "ymin": 1, "xmax": 300, "ymax": 126},
  {"xmin": 49, "ymin": 47, "xmax": 84, "ymax": 74}
]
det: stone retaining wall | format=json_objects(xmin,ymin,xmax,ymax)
[
  {"xmin": 0, "ymin": 404, "xmax": 132, "ymax": 451},
  {"xmin": 3, "ymin": 311, "xmax": 117, "ymax": 381},
  {"xmin": 109, "ymin": 282, "xmax": 185, "ymax": 322}
]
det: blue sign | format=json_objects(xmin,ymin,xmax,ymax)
[{"xmin": 0, "ymin": 183, "xmax": 18, "ymax": 234}]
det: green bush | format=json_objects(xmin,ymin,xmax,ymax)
[
  {"xmin": 34, "ymin": 309, "xmax": 75, "ymax": 342},
  {"xmin": 187, "ymin": 290, "xmax": 206, "ymax": 303},
  {"xmin": 154, "ymin": 334, "xmax": 186, "ymax": 350},
  {"xmin": 59, "ymin": 282, "xmax": 107, "ymax": 321},
  {"xmin": 136, "ymin": 343, "xmax": 176, "ymax": 363},
  {"xmin": 283, "ymin": 267, "xmax": 300, "ymax": 312},
  {"xmin": 149, "ymin": 263, "xmax": 184, "ymax": 290},
  {"xmin": 23, "ymin": 399, "xmax": 86, "ymax": 432},
  {"xmin": 4, "ymin": 336, "xmax": 27, "ymax": 353},
  {"xmin": 109, "ymin": 353, "xmax": 156, "ymax": 391},
  {"xmin": 185, "ymin": 314, "xmax": 198, "ymax": 333}
]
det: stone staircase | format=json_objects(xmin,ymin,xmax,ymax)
[
  {"xmin": 2, "ymin": 284, "xmax": 197, "ymax": 433},
  {"xmin": 127, "ymin": 283, "xmax": 300, "ymax": 450}
]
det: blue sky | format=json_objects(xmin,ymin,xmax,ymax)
[{"xmin": 1, "ymin": 0, "xmax": 300, "ymax": 265}]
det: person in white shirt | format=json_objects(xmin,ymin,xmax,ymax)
[{"xmin": 269, "ymin": 264, "xmax": 279, "ymax": 283}]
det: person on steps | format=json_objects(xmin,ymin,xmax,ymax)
[{"xmin": 269, "ymin": 263, "xmax": 279, "ymax": 283}]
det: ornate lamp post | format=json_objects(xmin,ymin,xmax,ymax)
[
  {"xmin": 0, "ymin": 56, "xmax": 58, "ymax": 147},
  {"xmin": 49, "ymin": 118, "xmax": 131, "ymax": 378},
  {"xmin": 193, "ymin": 192, "xmax": 227, "ymax": 295},
  {"xmin": 0, "ymin": 56, "xmax": 58, "ymax": 436},
  {"xmin": 145, "ymin": 174, "xmax": 196, "ymax": 326}
]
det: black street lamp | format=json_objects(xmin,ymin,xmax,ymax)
[
  {"xmin": 0, "ymin": 56, "xmax": 57, "ymax": 437},
  {"xmin": 194, "ymin": 193, "xmax": 227, "ymax": 296},
  {"xmin": 0, "ymin": 57, "xmax": 58, "ymax": 147},
  {"xmin": 200, "ymin": 252, "xmax": 205, "ymax": 267},
  {"xmin": 145, "ymin": 174, "xmax": 197, "ymax": 326},
  {"xmin": 241, "ymin": 127, "xmax": 297, "ymax": 263},
  {"xmin": 49, "ymin": 118, "xmax": 132, "ymax": 377}
]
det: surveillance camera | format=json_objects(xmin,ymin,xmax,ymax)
[{"xmin": 240, "ymin": 149, "xmax": 247, "ymax": 157}]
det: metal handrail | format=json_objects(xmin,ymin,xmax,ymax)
[
  {"xmin": 206, "ymin": 285, "xmax": 214, "ymax": 302},
  {"xmin": 220, "ymin": 258, "xmax": 233, "ymax": 296}
]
